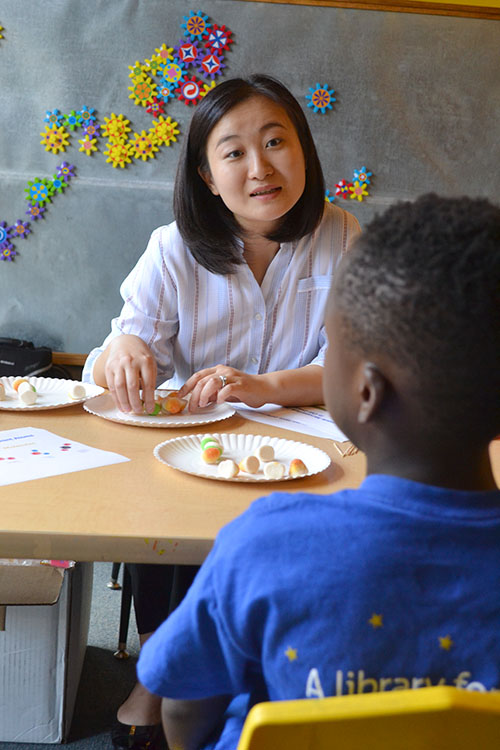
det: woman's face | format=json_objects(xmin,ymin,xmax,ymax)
[{"xmin": 199, "ymin": 95, "xmax": 306, "ymax": 236}]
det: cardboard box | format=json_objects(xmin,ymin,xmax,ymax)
[{"xmin": 0, "ymin": 561, "xmax": 93, "ymax": 743}]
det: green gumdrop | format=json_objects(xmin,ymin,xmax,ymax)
[
  {"xmin": 200, "ymin": 436, "xmax": 220, "ymax": 449},
  {"xmin": 146, "ymin": 402, "xmax": 162, "ymax": 416}
]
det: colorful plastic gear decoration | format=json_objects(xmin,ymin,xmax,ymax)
[
  {"xmin": 128, "ymin": 76, "xmax": 157, "ymax": 107},
  {"xmin": 79, "ymin": 136, "xmax": 98, "ymax": 155},
  {"xmin": 349, "ymin": 181, "xmax": 369, "ymax": 202},
  {"xmin": 50, "ymin": 175, "xmax": 66, "ymax": 194},
  {"xmin": 181, "ymin": 11, "xmax": 211, "ymax": 41},
  {"xmin": 159, "ymin": 61, "xmax": 185, "ymax": 86},
  {"xmin": 201, "ymin": 80, "xmax": 217, "ymax": 98},
  {"xmin": 56, "ymin": 162, "xmax": 76, "ymax": 181},
  {"xmin": 25, "ymin": 178, "xmax": 55, "ymax": 205},
  {"xmin": 104, "ymin": 140, "xmax": 133, "ymax": 168},
  {"xmin": 157, "ymin": 82, "xmax": 176, "ymax": 103},
  {"xmin": 353, "ymin": 166, "xmax": 373, "ymax": 185},
  {"xmin": 176, "ymin": 76, "xmax": 204, "ymax": 106},
  {"xmin": 335, "ymin": 180, "xmax": 353, "ymax": 199},
  {"xmin": 173, "ymin": 39, "xmax": 200, "ymax": 67},
  {"xmin": 204, "ymin": 24, "xmax": 233, "ymax": 53},
  {"xmin": 0, "ymin": 221, "xmax": 13, "ymax": 246},
  {"xmin": 64, "ymin": 110, "xmax": 83, "ymax": 130},
  {"xmin": 83, "ymin": 122, "xmax": 101, "ymax": 139},
  {"xmin": 40, "ymin": 125, "xmax": 70, "ymax": 154},
  {"xmin": 25, "ymin": 203, "xmax": 46, "ymax": 221},
  {"xmin": 102, "ymin": 113, "xmax": 131, "ymax": 142},
  {"xmin": 44, "ymin": 109, "xmax": 63, "ymax": 129},
  {"xmin": 149, "ymin": 116, "xmax": 180, "ymax": 146},
  {"xmin": 78, "ymin": 106, "xmax": 96, "ymax": 122},
  {"xmin": 143, "ymin": 56, "xmax": 164, "ymax": 76},
  {"xmin": 1, "ymin": 245, "xmax": 16, "ymax": 262},
  {"xmin": 154, "ymin": 44, "xmax": 174, "ymax": 63},
  {"xmin": 324, "ymin": 189, "xmax": 335, "ymax": 203},
  {"xmin": 128, "ymin": 60, "xmax": 148, "ymax": 79},
  {"xmin": 12, "ymin": 220, "xmax": 31, "ymax": 240},
  {"xmin": 196, "ymin": 52, "xmax": 225, "ymax": 80},
  {"xmin": 146, "ymin": 96, "xmax": 166, "ymax": 117},
  {"xmin": 130, "ymin": 131, "xmax": 159, "ymax": 162},
  {"xmin": 306, "ymin": 84, "xmax": 336, "ymax": 114}
]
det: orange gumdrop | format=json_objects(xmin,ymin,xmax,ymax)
[
  {"xmin": 201, "ymin": 445, "xmax": 222, "ymax": 464},
  {"xmin": 162, "ymin": 391, "xmax": 187, "ymax": 414},
  {"xmin": 13, "ymin": 378, "xmax": 28, "ymax": 392},
  {"xmin": 289, "ymin": 458, "xmax": 308, "ymax": 477}
]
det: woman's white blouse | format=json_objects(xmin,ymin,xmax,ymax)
[{"xmin": 83, "ymin": 202, "xmax": 360, "ymax": 389}]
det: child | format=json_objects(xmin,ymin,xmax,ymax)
[{"xmin": 137, "ymin": 194, "xmax": 500, "ymax": 750}]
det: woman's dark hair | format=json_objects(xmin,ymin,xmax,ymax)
[{"xmin": 174, "ymin": 74, "xmax": 325, "ymax": 274}]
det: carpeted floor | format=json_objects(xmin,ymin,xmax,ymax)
[{"xmin": 0, "ymin": 563, "xmax": 140, "ymax": 750}]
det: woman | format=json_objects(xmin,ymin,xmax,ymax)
[{"xmin": 83, "ymin": 74, "xmax": 360, "ymax": 750}]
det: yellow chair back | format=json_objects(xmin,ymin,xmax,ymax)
[{"xmin": 237, "ymin": 687, "xmax": 500, "ymax": 750}]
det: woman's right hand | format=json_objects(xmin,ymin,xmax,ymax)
[{"xmin": 98, "ymin": 334, "xmax": 157, "ymax": 414}]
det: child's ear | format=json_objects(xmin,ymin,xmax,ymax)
[
  {"xmin": 358, "ymin": 362, "xmax": 386, "ymax": 424},
  {"xmin": 197, "ymin": 166, "xmax": 219, "ymax": 196}
]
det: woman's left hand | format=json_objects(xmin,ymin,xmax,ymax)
[{"xmin": 178, "ymin": 366, "xmax": 271, "ymax": 411}]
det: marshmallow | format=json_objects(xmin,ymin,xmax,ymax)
[
  {"xmin": 18, "ymin": 380, "xmax": 37, "ymax": 405},
  {"xmin": 68, "ymin": 383, "xmax": 86, "ymax": 400},
  {"xmin": 217, "ymin": 459, "xmax": 239, "ymax": 478},
  {"xmin": 263, "ymin": 461, "xmax": 285, "ymax": 480},
  {"xmin": 238, "ymin": 455, "xmax": 260, "ymax": 474},
  {"xmin": 254, "ymin": 444, "xmax": 275, "ymax": 462}
]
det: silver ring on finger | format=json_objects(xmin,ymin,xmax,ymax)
[{"xmin": 219, "ymin": 374, "xmax": 227, "ymax": 388}]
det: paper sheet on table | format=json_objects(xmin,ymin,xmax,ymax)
[
  {"xmin": 0, "ymin": 427, "xmax": 129, "ymax": 486},
  {"xmin": 234, "ymin": 404, "xmax": 349, "ymax": 442}
]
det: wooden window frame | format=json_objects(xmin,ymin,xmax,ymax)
[{"xmin": 232, "ymin": 0, "xmax": 500, "ymax": 20}]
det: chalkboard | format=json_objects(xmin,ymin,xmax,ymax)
[{"xmin": 1, "ymin": 0, "xmax": 499, "ymax": 353}]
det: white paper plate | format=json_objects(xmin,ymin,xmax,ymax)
[
  {"xmin": 153, "ymin": 433, "xmax": 331, "ymax": 482},
  {"xmin": 0, "ymin": 376, "xmax": 105, "ymax": 411},
  {"xmin": 83, "ymin": 392, "xmax": 235, "ymax": 428}
]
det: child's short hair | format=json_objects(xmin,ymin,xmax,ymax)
[
  {"xmin": 334, "ymin": 193, "xmax": 500, "ymax": 442},
  {"xmin": 174, "ymin": 74, "xmax": 325, "ymax": 275}
]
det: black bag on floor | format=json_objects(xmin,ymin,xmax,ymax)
[{"xmin": 0, "ymin": 338, "xmax": 52, "ymax": 377}]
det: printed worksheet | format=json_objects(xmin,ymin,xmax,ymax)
[
  {"xmin": 0, "ymin": 427, "xmax": 129, "ymax": 486},
  {"xmin": 235, "ymin": 404, "xmax": 349, "ymax": 442}
]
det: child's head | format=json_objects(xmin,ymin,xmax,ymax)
[
  {"xmin": 324, "ymin": 194, "xmax": 500, "ymax": 455},
  {"xmin": 174, "ymin": 74, "xmax": 325, "ymax": 274}
]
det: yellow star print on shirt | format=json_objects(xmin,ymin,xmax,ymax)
[
  {"xmin": 368, "ymin": 613, "xmax": 383, "ymax": 628},
  {"xmin": 439, "ymin": 635, "xmax": 454, "ymax": 651},
  {"xmin": 285, "ymin": 646, "xmax": 298, "ymax": 662}
]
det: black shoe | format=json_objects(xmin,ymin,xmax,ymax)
[{"xmin": 111, "ymin": 720, "xmax": 167, "ymax": 750}]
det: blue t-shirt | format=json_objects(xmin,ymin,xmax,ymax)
[{"xmin": 138, "ymin": 475, "xmax": 500, "ymax": 749}]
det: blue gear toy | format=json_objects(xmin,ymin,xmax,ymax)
[
  {"xmin": 44, "ymin": 109, "xmax": 63, "ymax": 129},
  {"xmin": 353, "ymin": 166, "xmax": 373, "ymax": 184},
  {"xmin": 306, "ymin": 84, "xmax": 336, "ymax": 114},
  {"xmin": 181, "ymin": 11, "xmax": 211, "ymax": 41}
]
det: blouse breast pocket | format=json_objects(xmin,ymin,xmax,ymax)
[{"xmin": 296, "ymin": 275, "xmax": 334, "ymax": 295}]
